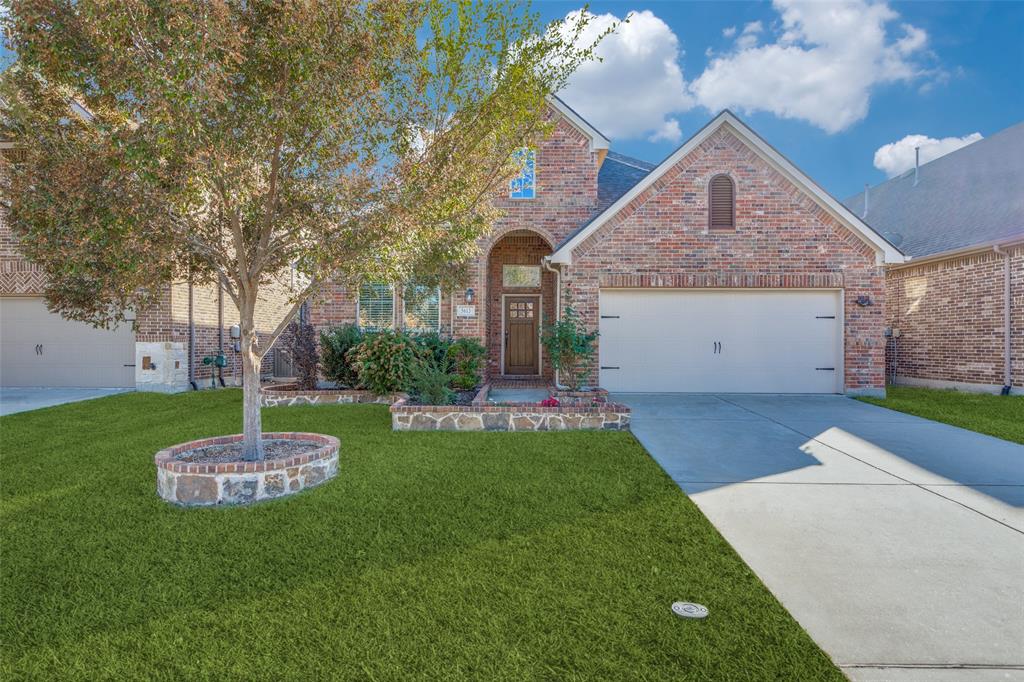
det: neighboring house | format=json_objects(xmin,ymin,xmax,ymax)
[
  {"xmin": 0, "ymin": 142, "xmax": 296, "ymax": 392},
  {"xmin": 310, "ymin": 97, "xmax": 904, "ymax": 396},
  {"xmin": 844, "ymin": 122, "xmax": 1024, "ymax": 395}
]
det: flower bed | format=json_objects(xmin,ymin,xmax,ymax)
[
  {"xmin": 154, "ymin": 432, "xmax": 339, "ymax": 507},
  {"xmin": 391, "ymin": 384, "xmax": 630, "ymax": 432},
  {"xmin": 259, "ymin": 383, "xmax": 404, "ymax": 407}
]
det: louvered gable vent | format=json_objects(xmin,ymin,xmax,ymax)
[{"xmin": 709, "ymin": 174, "xmax": 735, "ymax": 231}]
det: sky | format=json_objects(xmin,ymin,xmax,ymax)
[
  {"xmin": 539, "ymin": 0, "xmax": 1024, "ymax": 199},
  {"xmin": 3, "ymin": 1, "xmax": 1021, "ymax": 200}
]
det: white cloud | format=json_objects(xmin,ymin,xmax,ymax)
[
  {"xmin": 873, "ymin": 132, "xmax": 982, "ymax": 177},
  {"xmin": 556, "ymin": 9, "xmax": 693, "ymax": 143},
  {"xmin": 722, "ymin": 26, "xmax": 737, "ymax": 38},
  {"xmin": 689, "ymin": 0, "xmax": 935, "ymax": 133},
  {"xmin": 735, "ymin": 21, "xmax": 763, "ymax": 49}
]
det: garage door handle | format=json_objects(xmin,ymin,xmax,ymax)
[
  {"xmin": 600, "ymin": 315, "xmax": 620, "ymax": 319},
  {"xmin": 600, "ymin": 366, "xmax": 620, "ymax": 370},
  {"xmin": 815, "ymin": 367, "xmax": 835, "ymax": 371}
]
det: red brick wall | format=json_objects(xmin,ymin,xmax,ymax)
[
  {"xmin": 0, "ymin": 198, "xmax": 47, "ymax": 295},
  {"xmin": 563, "ymin": 127, "xmax": 887, "ymax": 393},
  {"xmin": 885, "ymin": 243, "xmax": 1022, "ymax": 390},
  {"xmin": 311, "ymin": 107, "xmax": 600, "ymax": 365},
  {"xmin": 161, "ymin": 278, "xmax": 295, "ymax": 382},
  {"xmin": 485, "ymin": 231, "xmax": 555, "ymax": 378}
]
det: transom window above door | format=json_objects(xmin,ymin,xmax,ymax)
[{"xmin": 503, "ymin": 265, "xmax": 541, "ymax": 288}]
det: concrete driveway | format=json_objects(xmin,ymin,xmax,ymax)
[
  {"xmin": 622, "ymin": 394, "xmax": 1024, "ymax": 682},
  {"xmin": 0, "ymin": 387, "xmax": 132, "ymax": 416}
]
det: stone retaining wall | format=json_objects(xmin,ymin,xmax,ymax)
[
  {"xmin": 391, "ymin": 398, "xmax": 630, "ymax": 432},
  {"xmin": 259, "ymin": 384, "xmax": 404, "ymax": 407},
  {"xmin": 154, "ymin": 432, "xmax": 339, "ymax": 507}
]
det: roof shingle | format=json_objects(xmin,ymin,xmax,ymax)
[{"xmin": 843, "ymin": 121, "xmax": 1024, "ymax": 257}]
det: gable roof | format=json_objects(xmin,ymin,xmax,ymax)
[
  {"xmin": 843, "ymin": 121, "xmax": 1024, "ymax": 258},
  {"xmin": 549, "ymin": 110, "xmax": 906, "ymax": 265},
  {"xmin": 546, "ymin": 95, "xmax": 609, "ymax": 153},
  {"xmin": 596, "ymin": 151, "xmax": 655, "ymax": 212}
]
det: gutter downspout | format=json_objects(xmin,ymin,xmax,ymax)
[
  {"xmin": 994, "ymin": 245, "xmax": 1012, "ymax": 395},
  {"xmin": 541, "ymin": 256, "xmax": 562, "ymax": 389},
  {"xmin": 188, "ymin": 278, "xmax": 198, "ymax": 391}
]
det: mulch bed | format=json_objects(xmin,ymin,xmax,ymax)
[
  {"xmin": 406, "ymin": 389, "xmax": 479, "ymax": 407},
  {"xmin": 175, "ymin": 439, "xmax": 321, "ymax": 464}
]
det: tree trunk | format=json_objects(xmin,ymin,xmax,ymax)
[{"xmin": 241, "ymin": 325, "xmax": 265, "ymax": 461}]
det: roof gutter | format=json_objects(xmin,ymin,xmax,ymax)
[{"xmin": 886, "ymin": 234, "xmax": 1024, "ymax": 270}]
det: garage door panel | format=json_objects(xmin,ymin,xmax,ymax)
[
  {"xmin": 0, "ymin": 297, "xmax": 135, "ymax": 388},
  {"xmin": 599, "ymin": 290, "xmax": 841, "ymax": 393}
]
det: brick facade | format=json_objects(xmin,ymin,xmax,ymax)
[
  {"xmin": 308, "ymin": 113, "xmax": 890, "ymax": 393},
  {"xmin": 885, "ymin": 243, "xmax": 1023, "ymax": 392},
  {"xmin": 562, "ymin": 127, "xmax": 886, "ymax": 393},
  {"xmin": 310, "ymin": 108, "xmax": 601, "ymax": 382},
  {"xmin": 6, "ymin": 107, "xmax": 898, "ymax": 394}
]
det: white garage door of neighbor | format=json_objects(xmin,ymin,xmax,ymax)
[
  {"xmin": 599, "ymin": 290, "xmax": 842, "ymax": 393},
  {"xmin": 0, "ymin": 297, "xmax": 135, "ymax": 388}
]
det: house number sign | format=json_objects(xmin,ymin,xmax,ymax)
[{"xmin": 456, "ymin": 305, "xmax": 476, "ymax": 318}]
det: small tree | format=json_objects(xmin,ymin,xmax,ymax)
[
  {"xmin": 541, "ymin": 306, "xmax": 598, "ymax": 391},
  {"xmin": 286, "ymin": 319, "xmax": 319, "ymax": 391},
  {"xmin": 1, "ymin": 0, "xmax": 607, "ymax": 459}
]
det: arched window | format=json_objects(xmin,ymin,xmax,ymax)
[{"xmin": 708, "ymin": 174, "xmax": 735, "ymax": 231}]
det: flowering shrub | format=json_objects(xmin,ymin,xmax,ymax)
[{"xmin": 539, "ymin": 397, "xmax": 560, "ymax": 407}]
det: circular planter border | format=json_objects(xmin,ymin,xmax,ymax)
[{"xmin": 154, "ymin": 432, "xmax": 339, "ymax": 507}]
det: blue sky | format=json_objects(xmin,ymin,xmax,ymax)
[
  {"xmin": 4, "ymin": 1, "xmax": 1020, "ymax": 200},
  {"xmin": 539, "ymin": 0, "xmax": 1024, "ymax": 199}
]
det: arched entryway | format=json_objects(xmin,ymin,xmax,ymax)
[{"xmin": 484, "ymin": 229, "xmax": 555, "ymax": 380}]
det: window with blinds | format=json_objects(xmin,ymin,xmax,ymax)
[
  {"xmin": 358, "ymin": 282, "xmax": 395, "ymax": 330},
  {"xmin": 403, "ymin": 283, "xmax": 441, "ymax": 332},
  {"xmin": 708, "ymin": 174, "xmax": 735, "ymax": 231}
]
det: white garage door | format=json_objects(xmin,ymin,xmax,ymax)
[
  {"xmin": 0, "ymin": 297, "xmax": 135, "ymax": 388},
  {"xmin": 599, "ymin": 290, "xmax": 842, "ymax": 393}
]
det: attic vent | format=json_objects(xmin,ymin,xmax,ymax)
[{"xmin": 708, "ymin": 174, "xmax": 735, "ymax": 231}]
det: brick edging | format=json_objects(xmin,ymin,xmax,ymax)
[{"xmin": 154, "ymin": 432, "xmax": 339, "ymax": 474}]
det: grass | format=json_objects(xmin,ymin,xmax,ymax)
[
  {"xmin": 858, "ymin": 385, "xmax": 1024, "ymax": 445},
  {"xmin": 1, "ymin": 390, "xmax": 842, "ymax": 681}
]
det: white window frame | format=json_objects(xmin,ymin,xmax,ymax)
[
  {"xmin": 402, "ymin": 283, "xmax": 442, "ymax": 333},
  {"xmin": 356, "ymin": 281, "xmax": 396, "ymax": 331}
]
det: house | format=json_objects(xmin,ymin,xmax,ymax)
[
  {"xmin": 0, "ymin": 141, "xmax": 296, "ymax": 391},
  {"xmin": 310, "ymin": 97, "xmax": 904, "ymax": 396},
  {"xmin": 844, "ymin": 122, "xmax": 1023, "ymax": 395}
]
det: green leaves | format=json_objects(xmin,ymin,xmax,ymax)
[{"xmin": 541, "ymin": 306, "xmax": 598, "ymax": 391}]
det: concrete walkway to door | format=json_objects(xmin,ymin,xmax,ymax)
[{"xmin": 621, "ymin": 393, "xmax": 1024, "ymax": 681}]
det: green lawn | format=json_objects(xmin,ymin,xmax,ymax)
[
  {"xmin": 858, "ymin": 386, "xmax": 1024, "ymax": 444},
  {"xmin": 1, "ymin": 391, "xmax": 841, "ymax": 680}
]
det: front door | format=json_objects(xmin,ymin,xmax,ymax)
[{"xmin": 503, "ymin": 296, "xmax": 539, "ymax": 375}]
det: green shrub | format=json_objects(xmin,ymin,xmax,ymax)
[
  {"xmin": 320, "ymin": 324, "xmax": 364, "ymax": 387},
  {"xmin": 347, "ymin": 330, "xmax": 426, "ymax": 394},
  {"xmin": 409, "ymin": 359, "xmax": 455, "ymax": 406},
  {"xmin": 411, "ymin": 331, "xmax": 452, "ymax": 369},
  {"xmin": 446, "ymin": 337, "xmax": 487, "ymax": 390},
  {"xmin": 540, "ymin": 306, "xmax": 598, "ymax": 391}
]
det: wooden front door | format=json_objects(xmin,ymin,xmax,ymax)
[{"xmin": 504, "ymin": 296, "xmax": 539, "ymax": 375}]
